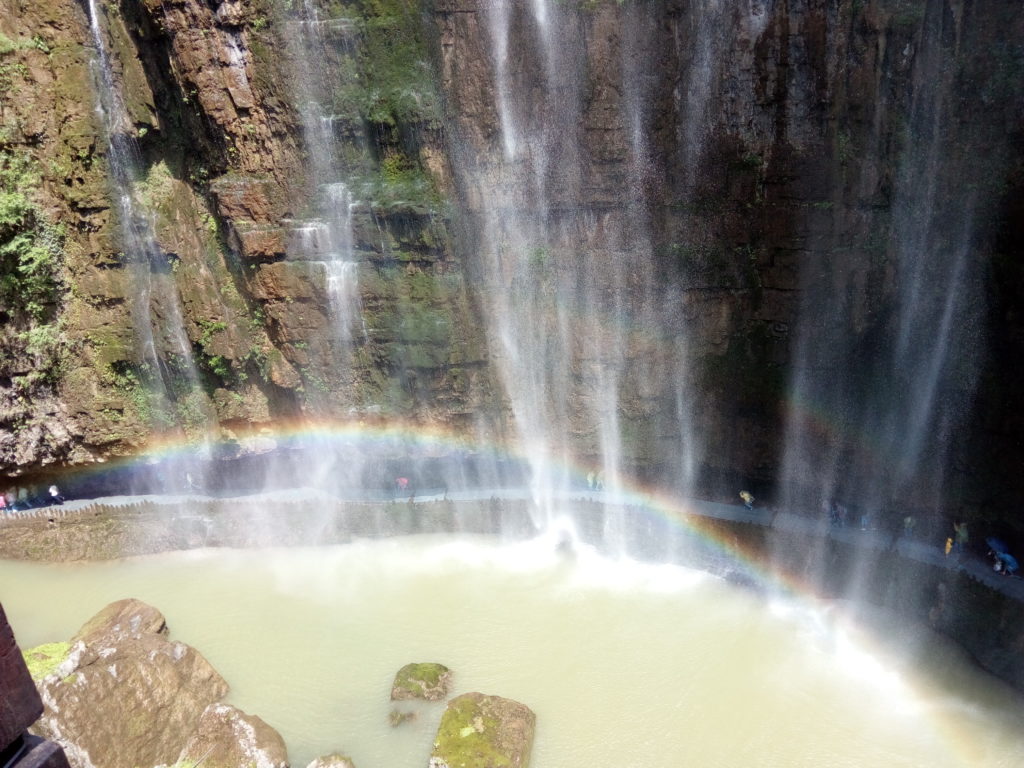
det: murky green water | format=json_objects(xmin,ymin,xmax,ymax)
[{"xmin": 2, "ymin": 536, "xmax": 1023, "ymax": 768}]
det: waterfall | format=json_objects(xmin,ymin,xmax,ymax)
[
  {"xmin": 280, "ymin": 2, "xmax": 363, "ymax": 368},
  {"xmin": 779, "ymin": 2, "xmax": 984, "ymax": 524},
  {"xmin": 456, "ymin": 2, "xmax": 709, "ymax": 519},
  {"xmin": 84, "ymin": 0, "xmax": 214, "ymax": 440}
]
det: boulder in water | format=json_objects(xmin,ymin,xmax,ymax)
[
  {"xmin": 305, "ymin": 754, "xmax": 355, "ymax": 768},
  {"xmin": 390, "ymin": 662, "xmax": 451, "ymax": 701},
  {"xmin": 430, "ymin": 693, "xmax": 535, "ymax": 768},
  {"xmin": 70, "ymin": 598, "xmax": 167, "ymax": 647},
  {"xmin": 26, "ymin": 599, "xmax": 229, "ymax": 768},
  {"xmin": 176, "ymin": 703, "xmax": 289, "ymax": 768}
]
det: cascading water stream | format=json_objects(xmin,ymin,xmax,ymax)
[
  {"xmin": 281, "ymin": 2, "xmax": 363, "ymax": 364},
  {"xmin": 463, "ymin": 2, "xmax": 708, "ymax": 528},
  {"xmin": 84, "ymin": 0, "xmax": 214, "ymax": 445},
  {"xmin": 779, "ymin": 2, "xmax": 984, "ymax": 527}
]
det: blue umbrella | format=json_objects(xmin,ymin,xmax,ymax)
[
  {"xmin": 996, "ymin": 552, "xmax": 1019, "ymax": 575},
  {"xmin": 986, "ymin": 537, "xmax": 1009, "ymax": 554}
]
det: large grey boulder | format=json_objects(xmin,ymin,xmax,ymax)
[
  {"xmin": 177, "ymin": 703, "xmax": 289, "ymax": 768},
  {"xmin": 70, "ymin": 598, "xmax": 167, "ymax": 648},
  {"xmin": 25, "ymin": 599, "xmax": 229, "ymax": 768},
  {"xmin": 429, "ymin": 693, "xmax": 535, "ymax": 768}
]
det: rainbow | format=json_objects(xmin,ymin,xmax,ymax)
[{"xmin": 11, "ymin": 418, "xmax": 1014, "ymax": 766}]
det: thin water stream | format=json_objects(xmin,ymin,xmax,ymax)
[
  {"xmin": 85, "ymin": 0, "xmax": 213, "ymax": 433},
  {"xmin": 3, "ymin": 536, "xmax": 1023, "ymax": 768}
]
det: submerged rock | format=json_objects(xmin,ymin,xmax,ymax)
[
  {"xmin": 177, "ymin": 703, "xmax": 289, "ymax": 768},
  {"xmin": 26, "ymin": 599, "xmax": 231, "ymax": 768},
  {"xmin": 430, "ymin": 693, "xmax": 535, "ymax": 768},
  {"xmin": 389, "ymin": 709, "xmax": 416, "ymax": 727},
  {"xmin": 391, "ymin": 662, "xmax": 452, "ymax": 701},
  {"xmin": 305, "ymin": 754, "xmax": 355, "ymax": 768}
]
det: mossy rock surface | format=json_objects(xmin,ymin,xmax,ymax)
[
  {"xmin": 430, "ymin": 692, "xmax": 535, "ymax": 768},
  {"xmin": 391, "ymin": 662, "xmax": 451, "ymax": 701},
  {"xmin": 21, "ymin": 642, "xmax": 71, "ymax": 681}
]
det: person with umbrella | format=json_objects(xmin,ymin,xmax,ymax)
[{"xmin": 986, "ymin": 537, "xmax": 1019, "ymax": 577}]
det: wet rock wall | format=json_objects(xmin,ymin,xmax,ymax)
[{"xmin": 0, "ymin": 0, "xmax": 1021, "ymax": 531}]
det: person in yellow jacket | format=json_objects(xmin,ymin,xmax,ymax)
[{"xmin": 739, "ymin": 490, "xmax": 754, "ymax": 510}]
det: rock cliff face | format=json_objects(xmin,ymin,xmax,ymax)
[
  {"xmin": 434, "ymin": 0, "xmax": 1024, "ymax": 515},
  {"xmin": 0, "ymin": 1, "xmax": 1021, "ymax": 527},
  {"xmin": 0, "ymin": 0, "xmax": 497, "ymax": 478}
]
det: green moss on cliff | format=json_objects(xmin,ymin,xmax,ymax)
[
  {"xmin": 356, "ymin": 0, "xmax": 440, "ymax": 127},
  {"xmin": 0, "ymin": 149, "xmax": 65, "ymax": 321},
  {"xmin": 0, "ymin": 147, "xmax": 69, "ymax": 388}
]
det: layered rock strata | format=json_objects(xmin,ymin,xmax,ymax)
[{"xmin": 0, "ymin": 0, "xmax": 1021, "ymax": 532}]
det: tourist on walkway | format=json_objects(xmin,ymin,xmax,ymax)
[
  {"xmin": 993, "ymin": 551, "xmax": 1019, "ymax": 576},
  {"xmin": 953, "ymin": 521, "xmax": 969, "ymax": 553}
]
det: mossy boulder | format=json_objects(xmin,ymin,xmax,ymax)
[
  {"xmin": 430, "ymin": 693, "xmax": 535, "ymax": 768},
  {"xmin": 390, "ymin": 662, "xmax": 452, "ymax": 701}
]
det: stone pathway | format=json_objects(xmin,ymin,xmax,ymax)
[{"xmin": 3, "ymin": 487, "xmax": 1021, "ymax": 602}]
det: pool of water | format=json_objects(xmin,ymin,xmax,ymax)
[{"xmin": 3, "ymin": 535, "xmax": 1023, "ymax": 768}]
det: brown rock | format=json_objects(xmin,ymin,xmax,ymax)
[
  {"xmin": 252, "ymin": 263, "xmax": 322, "ymax": 302},
  {"xmin": 211, "ymin": 177, "xmax": 287, "ymax": 224},
  {"xmin": 215, "ymin": 1, "xmax": 247, "ymax": 27},
  {"xmin": 31, "ymin": 601, "xmax": 228, "ymax": 768},
  {"xmin": 267, "ymin": 352, "xmax": 302, "ymax": 390},
  {"xmin": 237, "ymin": 226, "xmax": 288, "ymax": 260},
  {"xmin": 70, "ymin": 598, "xmax": 167, "ymax": 648},
  {"xmin": 177, "ymin": 704, "xmax": 289, "ymax": 768},
  {"xmin": 305, "ymin": 755, "xmax": 354, "ymax": 768}
]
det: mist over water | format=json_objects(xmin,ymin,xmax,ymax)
[{"xmin": 4, "ymin": 538, "xmax": 1023, "ymax": 768}]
